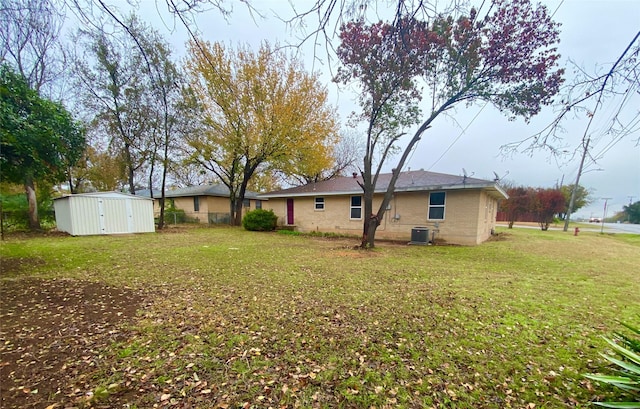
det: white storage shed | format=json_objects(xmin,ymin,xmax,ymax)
[{"xmin": 54, "ymin": 192, "xmax": 155, "ymax": 236}]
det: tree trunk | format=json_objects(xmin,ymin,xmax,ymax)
[
  {"xmin": 158, "ymin": 133, "xmax": 170, "ymax": 231},
  {"xmin": 235, "ymin": 188, "xmax": 247, "ymax": 227},
  {"xmin": 361, "ymin": 219, "xmax": 370, "ymax": 248},
  {"xmin": 234, "ymin": 199, "xmax": 243, "ymax": 226},
  {"xmin": 125, "ymin": 142, "xmax": 136, "ymax": 194},
  {"xmin": 24, "ymin": 176, "xmax": 41, "ymax": 231},
  {"xmin": 68, "ymin": 168, "xmax": 76, "ymax": 194},
  {"xmin": 1, "ymin": 199, "xmax": 5, "ymax": 240},
  {"xmin": 359, "ymin": 102, "xmax": 451, "ymax": 249},
  {"xmin": 234, "ymin": 163, "xmax": 260, "ymax": 227},
  {"xmin": 360, "ymin": 156, "xmax": 375, "ymax": 247},
  {"xmin": 364, "ymin": 216, "xmax": 381, "ymax": 248},
  {"xmin": 158, "ymin": 197, "xmax": 165, "ymax": 230},
  {"xmin": 361, "ymin": 186, "xmax": 375, "ymax": 248},
  {"xmin": 229, "ymin": 197, "xmax": 237, "ymax": 226}
]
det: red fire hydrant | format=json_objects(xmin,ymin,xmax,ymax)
[{"xmin": 574, "ymin": 227, "xmax": 580, "ymax": 236}]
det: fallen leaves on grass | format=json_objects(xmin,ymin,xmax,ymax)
[
  {"xmin": 0, "ymin": 278, "xmax": 148, "ymax": 409},
  {"xmin": 1, "ymin": 230, "xmax": 635, "ymax": 408}
]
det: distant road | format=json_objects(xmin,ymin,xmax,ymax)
[
  {"xmin": 587, "ymin": 222, "xmax": 640, "ymax": 234},
  {"xmin": 497, "ymin": 222, "xmax": 640, "ymax": 234}
]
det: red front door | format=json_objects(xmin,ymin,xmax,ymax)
[{"xmin": 286, "ymin": 199, "xmax": 294, "ymax": 225}]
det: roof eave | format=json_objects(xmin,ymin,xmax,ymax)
[{"xmin": 258, "ymin": 183, "xmax": 508, "ymax": 199}]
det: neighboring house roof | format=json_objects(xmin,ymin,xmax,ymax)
[
  {"xmin": 136, "ymin": 185, "xmax": 261, "ymax": 200},
  {"xmin": 258, "ymin": 170, "xmax": 508, "ymax": 199}
]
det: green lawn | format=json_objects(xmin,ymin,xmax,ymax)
[{"xmin": 1, "ymin": 226, "xmax": 638, "ymax": 408}]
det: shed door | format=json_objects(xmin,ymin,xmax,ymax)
[
  {"xmin": 97, "ymin": 198, "xmax": 107, "ymax": 234},
  {"xmin": 286, "ymin": 199, "xmax": 294, "ymax": 225}
]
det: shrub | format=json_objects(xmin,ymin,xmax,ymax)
[
  {"xmin": 242, "ymin": 209, "xmax": 277, "ymax": 231},
  {"xmin": 584, "ymin": 322, "xmax": 640, "ymax": 407},
  {"xmin": 277, "ymin": 230, "xmax": 301, "ymax": 236},
  {"xmin": 1, "ymin": 192, "xmax": 55, "ymax": 232}
]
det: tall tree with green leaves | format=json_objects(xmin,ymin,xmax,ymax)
[
  {"xmin": 559, "ymin": 184, "xmax": 592, "ymax": 220},
  {"xmin": 71, "ymin": 145, "xmax": 126, "ymax": 192},
  {"xmin": 185, "ymin": 41, "xmax": 338, "ymax": 225},
  {"xmin": 335, "ymin": 0, "xmax": 564, "ymax": 247},
  {"xmin": 0, "ymin": 64, "xmax": 85, "ymax": 230},
  {"xmin": 624, "ymin": 201, "xmax": 640, "ymax": 224},
  {"xmin": 126, "ymin": 21, "xmax": 190, "ymax": 229},
  {"xmin": 74, "ymin": 16, "xmax": 154, "ymax": 195},
  {"xmin": 73, "ymin": 13, "xmax": 191, "ymax": 228}
]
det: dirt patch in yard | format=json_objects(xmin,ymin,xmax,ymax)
[
  {"xmin": 0, "ymin": 277, "xmax": 147, "ymax": 409},
  {"xmin": 0, "ymin": 257, "xmax": 47, "ymax": 276}
]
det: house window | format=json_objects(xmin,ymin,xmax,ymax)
[
  {"xmin": 243, "ymin": 199, "xmax": 250, "ymax": 208},
  {"xmin": 255, "ymin": 200, "xmax": 262, "ymax": 209},
  {"xmin": 350, "ymin": 196, "xmax": 362, "ymax": 219},
  {"xmin": 315, "ymin": 197, "xmax": 325, "ymax": 210},
  {"xmin": 428, "ymin": 192, "xmax": 445, "ymax": 220},
  {"xmin": 193, "ymin": 196, "xmax": 200, "ymax": 212}
]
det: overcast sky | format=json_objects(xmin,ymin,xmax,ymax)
[{"xmin": 119, "ymin": 0, "xmax": 639, "ymax": 219}]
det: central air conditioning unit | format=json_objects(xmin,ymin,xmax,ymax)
[{"xmin": 410, "ymin": 227, "xmax": 429, "ymax": 245}]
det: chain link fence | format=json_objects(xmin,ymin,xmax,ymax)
[{"xmin": 159, "ymin": 211, "xmax": 231, "ymax": 226}]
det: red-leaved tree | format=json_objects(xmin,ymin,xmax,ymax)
[
  {"xmin": 335, "ymin": 0, "xmax": 564, "ymax": 248},
  {"xmin": 532, "ymin": 188, "xmax": 565, "ymax": 230},
  {"xmin": 500, "ymin": 186, "xmax": 535, "ymax": 228}
]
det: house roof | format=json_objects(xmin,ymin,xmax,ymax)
[
  {"xmin": 258, "ymin": 170, "xmax": 508, "ymax": 199},
  {"xmin": 136, "ymin": 184, "xmax": 261, "ymax": 199}
]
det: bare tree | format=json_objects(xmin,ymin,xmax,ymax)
[
  {"xmin": 503, "ymin": 31, "xmax": 640, "ymax": 230},
  {"xmin": 508, "ymin": 32, "xmax": 640, "ymax": 155},
  {"xmin": 323, "ymin": 129, "xmax": 363, "ymax": 179},
  {"xmin": 0, "ymin": 0, "xmax": 67, "ymax": 96},
  {"xmin": 286, "ymin": 129, "xmax": 363, "ymax": 185}
]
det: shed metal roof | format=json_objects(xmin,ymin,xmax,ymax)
[{"xmin": 54, "ymin": 191, "xmax": 153, "ymax": 201}]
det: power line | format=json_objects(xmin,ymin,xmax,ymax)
[
  {"xmin": 427, "ymin": 102, "xmax": 488, "ymax": 171},
  {"xmin": 550, "ymin": 0, "xmax": 564, "ymax": 19}
]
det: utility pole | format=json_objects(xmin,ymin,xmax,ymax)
[
  {"xmin": 627, "ymin": 196, "xmax": 635, "ymax": 222},
  {"xmin": 563, "ymin": 137, "xmax": 590, "ymax": 231},
  {"xmin": 600, "ymin": 197, "xmax": 612, "ymax": 234},
  {"xmin": 562, "ymin": 32, "xmax": 639, "ymax": 231}
]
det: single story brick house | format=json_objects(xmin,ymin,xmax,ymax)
[
  {"xmin": 138, "ymin": 185, "xmax": 262, "ymax": 224},
  {"xmin": 258, "ymin": 170, "xmax": 508, "ymax": 245}
]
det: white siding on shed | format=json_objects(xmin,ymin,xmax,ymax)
[
  {"xmin": 53, "ymin": 195, "xmax": 73, "ymax": 234},
  {"xmin": 72, "ymin": 195, "xmax": 102, "ymax": 235},
  {"xmin": 54, "ymin": 192, "xmax": 155, "ymax": 236},
  {"xmin": 130, "ymin": 198, "xmax": 155, "ymax": 232}
]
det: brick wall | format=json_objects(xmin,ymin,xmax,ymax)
[{"xmin": 264, "ymin": 189, "xmax": 499, "ymax": 245}]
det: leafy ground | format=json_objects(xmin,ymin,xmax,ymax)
[{"xmin": 0, "ymin": 226, "xmax": 638, "ymax": 408}]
